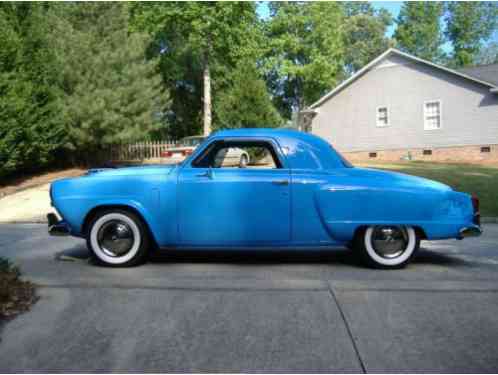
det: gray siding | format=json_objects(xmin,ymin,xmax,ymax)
[{"xmin": 312, "ymin": 54, "xmax": 498, "ymax": 152}]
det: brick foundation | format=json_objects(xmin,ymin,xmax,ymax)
[{"xmin": 343, "ymin": 144, "xmax": 498, "ymax": 164}]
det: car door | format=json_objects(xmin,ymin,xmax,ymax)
[{"xmin": 177, "ymin": 138, "xmax": 291, "ymax": 245}]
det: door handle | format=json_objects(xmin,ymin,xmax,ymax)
[
  {"xmin": 272, "ymin": 179, "xmax": 289, "ymax": 186},
  {"xmin": 196, "ymin": 169, "xmax": 213, "ymax": 179}
]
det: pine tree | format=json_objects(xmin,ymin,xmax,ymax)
[
  {"xmin": 59, "ymin": 3, "xmax": 169, "ymax": 162},
  {"xmin": 215, "ymin": 62, "xmax": 283, "ymax": 130},
  {"xmin": 0, "ymin": 3, "xmax": 65, "ymax": 178}
]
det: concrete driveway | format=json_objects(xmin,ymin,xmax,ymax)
[
  {"xmin": 0, "ymin": 184, "xmax": 54, "ymax": 223},
  {"xmin": 1, "ymin": 224, "xmax": 498, "ymax": 372}
]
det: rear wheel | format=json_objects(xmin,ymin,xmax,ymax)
[
  {"xmin": 86, "ymin": 209, "xmax": 150, "ymax": 267},
  {"xmin": 354, "ymin": 225, "xmax": 419, "ymax": 268}
]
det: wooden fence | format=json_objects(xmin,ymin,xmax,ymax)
[{"xmin": 109, "ymin": 140, "xmax": 177, "ymax": 161}]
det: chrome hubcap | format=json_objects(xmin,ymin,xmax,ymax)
[
  {"xmin": 97, "ymin": 220, "xmax": 134, "ymax": 257},
  {"xmin": 371, "ymin": 226, "xmax": 408, "ymax": 259}
]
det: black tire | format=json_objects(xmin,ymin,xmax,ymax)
[
  {"xmin": 353, "ymin": 225, "xmax": 420, "ymax": 269},
  {"xmin": 86, "ymin": 209, "xmax": 150, "ymax": 267}
]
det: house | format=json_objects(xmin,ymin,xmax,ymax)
[{"xmin": 301, "ymin": 48, "xmax": 498, "ymax": 163}]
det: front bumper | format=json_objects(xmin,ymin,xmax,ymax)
[
  {"xmin": 47, "ymin": 213, "xmax": 71, "ymax": 236},
  {"xmin": 458, "ymin": 225, "xmax": 482, "ymax": 239}
]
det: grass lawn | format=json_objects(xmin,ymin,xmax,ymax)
[{"xmin": 357, "ymin": 161, "xmax": 498, "ymax": 217}]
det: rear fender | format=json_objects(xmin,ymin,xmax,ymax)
[{"xmin": 314, "ymin": 185, "xmax": 472, "ymax": 241}]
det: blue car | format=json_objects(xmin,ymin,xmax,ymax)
[{"xmin": 48, "ymin": 129, "xmax": 481, "ymax": 268}]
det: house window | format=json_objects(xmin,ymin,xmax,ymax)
[
  {"xmin": 369, "ymin": 152, "xmax": 377, "ymax": 158},
  {"xmin": 481, "ymin": 146, "xmax": 491, "ymax": 153},
  {"xmin": 376, "ymin": 107, "xmax": 389, "ymax": 127},
  {"xmin": 423, "ymin": 149, "xmax": 432, "ymax": 155},
  {"xmin": 424, "ymin": 101, "xmax": 441, "ymax": 130}
]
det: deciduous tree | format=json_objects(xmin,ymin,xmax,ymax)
[
  {"xmin": 130, "ymin": 2, "xmax": 260, "ymax": 137},
  {"xmin": 264, "ymin": 2, "xmax": 344, "ymax": 118},
  {"xmin": 394, "ymin": 2, "xmax": 445, "ymax": 62},
  {"xmin": 445, "ymin": 2, "xmax": 498, "ymax": 67},
  {"xmin": 342, "ymin": 2, "xmax": 393, "ymax": 74}
]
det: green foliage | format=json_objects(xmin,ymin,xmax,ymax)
[
  {"xmin": 1, "ymin": 2, "xmax": 497, "ymax": 178},
  {"xmin": 130, "ymin": 2, "xmax": 260, "ymax": 139},
  {"xmin": 394, "ymin": 2, "xmax": 445, "ymax": 62},
  {"xmin": 0, "ymin": 3, "xmax": 65, "ymax": 178},
  {"xmin": 264, "ymin": 2, "xmax": 344, "ymax": 117},
  {"xmin": 475, "ymin": 42, "xmax": 498, "ymax": 65},
  {"xmin": 58, "ymin": 3, "xmax": 169, "ymax": 158},
  {"xmin": 215, "ymin": 63, "xmax": 283, "ymax": 130},
  {"xmin": 342, "ymin": 2, "xmax": 394, "ymax": 73},
  {"xmin": 445, "ymin": 2, "xmax": 498, "ymax": 67}
]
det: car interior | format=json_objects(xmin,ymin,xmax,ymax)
[{"xmin": 192, "ymin": 140, "xmax": 282, "ymax": 169}]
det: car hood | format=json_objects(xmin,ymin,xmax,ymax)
[
  {"xmin": 85, "ymin": 164, "xmax": 178, "ymax": 177},
  {"xmin": 345, "ymin": 167, "xmax": 452, "ymax": 192}
]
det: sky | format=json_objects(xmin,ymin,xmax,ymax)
[
  {"xmin": 370, "ymin": 1, "xmax": 402, "ymax": 36},
  {"xmin": 256, "ymin": 2, "xmax": 453, "ymax": 52},
  {"xmin": 256, "ymin": 1, "xmax": 403, "ymax": 35},
  {"xmin": 256, "ymin": 1, "xmax": 497, "ymax": 55}
]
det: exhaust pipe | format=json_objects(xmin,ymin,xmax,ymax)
[{"xmin": 47, "ymin": 213, "xmax": 71, "ymax": 236}]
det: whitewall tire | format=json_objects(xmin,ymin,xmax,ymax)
[
  {"xmin": 355, "ymin": 225, "xmax": 419, "ymax": 268},
  {"xmin": 86, "ymin": 209, "xmax": 150, "ymax": 267}
]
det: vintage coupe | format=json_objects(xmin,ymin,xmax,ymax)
[{"xmin": 48, "ymin": 129, "xmax": 481, "ymax": 268}]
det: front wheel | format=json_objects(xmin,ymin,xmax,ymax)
[
  {"xmin": 86, "ymin": 209, "xmax": 150, "ymax": 267},
  {"xmin": 354, "ymin": 225, "xmax": 420, "ymax": 268}
]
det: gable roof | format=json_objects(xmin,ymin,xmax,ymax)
[{"xmin": 308, "ymin": 48, "xmax": 498, "ymax": 110}]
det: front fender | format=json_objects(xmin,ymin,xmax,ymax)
[{"xmin": 51, "ymin": 173, "xmax": 174, "ymax": 245}]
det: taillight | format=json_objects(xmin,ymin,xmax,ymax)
[
  {"xmin": 471, "ymin": 195, "xmax": 480, "ymax": 225},
  {"xmin": 161, "ymin": 151, "xmax": 173, "ymax": 157}
]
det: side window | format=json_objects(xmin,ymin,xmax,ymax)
[
  {"xmin": 192, "ymin": 140, "xmax": 282, "ymax": 169},
  {"xmin": 376, "ymin": 106, "xmax": 389, "ymax": 127},
  {"xmin": 424, "ymin": 100, "xmax": 442, "ymax": 130}
]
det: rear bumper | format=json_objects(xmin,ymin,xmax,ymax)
[
  {"xmin": 458, "ymin": 225, "xmax": 482, "ymax": 239},
  {"xmin": 47, "ymin": 213, "xmax": 71, "ymax": 236}
]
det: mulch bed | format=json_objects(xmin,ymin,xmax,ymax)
[{"xmin": 0, "ymin": 258, "xmax": 38, "ymax": 323}]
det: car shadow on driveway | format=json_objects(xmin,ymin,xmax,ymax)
[{"xmin": 54, "ymin": 244, "xmax": 473, "ymax": 269}]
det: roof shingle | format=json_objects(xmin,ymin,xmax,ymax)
[{"xmin": 458, "ymin": 64, "xmax": 498, "ymax": 86}]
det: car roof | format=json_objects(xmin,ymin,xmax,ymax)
[
  {"xmin": 213, "ymin": 128, "xmax": 319, "ymax": 143},
  {"xmin": 210, "ymin": 128, "xmax": 349, "ymax": 169}
]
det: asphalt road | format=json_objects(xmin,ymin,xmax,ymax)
[{"xmin": 1, "ymin": 224, "xmax": 498, "ymax": 373}]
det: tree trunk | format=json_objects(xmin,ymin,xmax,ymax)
[{"xmin": 203, "ymin": 62, "xmax": 212, "ymax": 136}]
